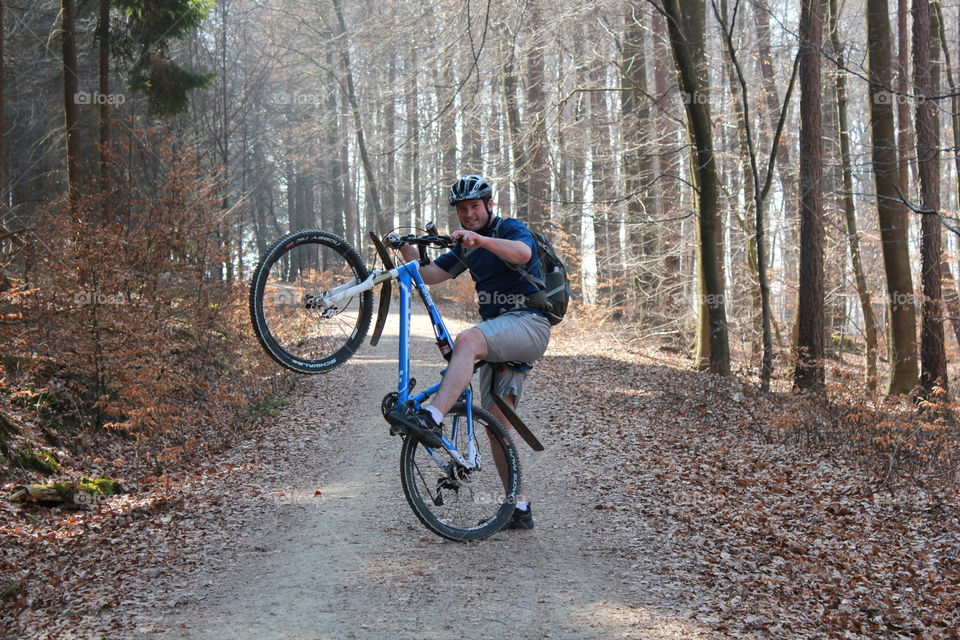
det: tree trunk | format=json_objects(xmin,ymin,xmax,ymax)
[
  {"xmin": 332, "ymin": 0, "xmax": 382, "ymax": 235},
  {"xmin": 384, "ymin": 54, "xmax": 396, "ymax": 229},
  {"xmin": 795, "ymin": 0, "xmax": 826, "ymax": 391},
  {"xmin": 461, "ymin": 73, "xmax": 482, "ymax": 173},
  {"xmin": 221, "ymin": 2, "xmax": 232, "ymax": 282},
  {"xmin": 662, "ymin": 0, "xmax": 730, "ymax": 375},
  {"xmin": 439, "ymin": 61, "xmax": 457, "ymax": 232},
  {"xmin": 621, "ymin": 1, "xmax": 655, "ymax": 312},
  {"xmin": 866, "ymin": 0, "xmax": 919, "ymax": 395},
  {"xmin": 933, "ymin": 2, "xmax": 960, "ymax": 221},
  {"xmin": 98, "ymin": 0, "xmax": 110, "ymax": 202},
  {"xmin": 652, "ymin": 9, "xmax": 681, "ymax": 322},
  {"xmin": 324, "ymin": 57, "xmax": 347, "ymax": 240},
  {"xmin": 590, "ymin": 27, "xmax": 612, "ymax": 305},
  {"xmin": 829, "ymin": 0, "xmax": 879, "ymax": 391},
  {"xmin": 719, "ymin": 0, "xmax": 761, "ymax": 365},
  {"xmin": 932, "ymin": 3, "xmax": 960, "ymax": 349},
  {"xmin": 61, "ymin": 0, "xmax": 80, "ymax": 205},
  {"xmin": 753, "ymin": 3, "xmax": 799, "ymax": 335},
  {"xmin": 500, "ymin": 30, "xmax": 527, "ymax": 219},
  {"xmin": 404, "ymin": 50, "xmax": 421, "ymax": 231},
  {"xmin": 0, "ymin": 0, "xmax": 5, "ymax": 205},
  {"xmin": 897, "ymin": 0, "xmax": 914, "ymax": 197},
  {"xmin": 913, "ymin": 0, "xmax": 946, "ymax": 396},
  {"xmin": 525, "ymin": 0, "xmax": 549, "ymax": 227}
]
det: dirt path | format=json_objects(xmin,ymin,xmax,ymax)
[{"xmin": 115, "ymin": 313, "xmax": 716, "ymax": 640}]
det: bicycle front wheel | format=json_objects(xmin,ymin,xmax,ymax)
[
  {"xmin": 249, "ymin": 229, "xmax": 373, "ymax": 373},
  {"xmin": 400, "ymin": 402, "xmax": 521, "ymax": 541}
]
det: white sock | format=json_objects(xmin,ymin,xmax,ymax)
[
  {"xmin": 426, "ymin": 405, "xmax": 444, "ymax": 425},
  {"xmin": 516, "ymin": 501, "xmax": 528, "ymax": 511}
]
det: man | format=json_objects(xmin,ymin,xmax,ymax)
[{"xmin": 390, "ymin": 174, "xmax": 550, "ymax": 529}]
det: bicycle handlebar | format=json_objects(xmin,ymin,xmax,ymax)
[{"xmin": 386, "ymin": 233, "xmax": 457, "ymax": 250}]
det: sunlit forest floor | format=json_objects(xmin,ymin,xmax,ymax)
[{"xmin": 1, "ymin": 306, "xmax": 957, "ymax": 638}]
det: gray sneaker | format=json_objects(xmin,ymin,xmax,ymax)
[{"xmin": 506, "ymin": 504, "xmax": 534, "ymax": 530}]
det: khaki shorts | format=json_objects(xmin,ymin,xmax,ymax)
[{"xmin": 474, "ymin": 311, "xmax": 550, "ymax": 409}]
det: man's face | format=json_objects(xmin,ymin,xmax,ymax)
[{"xmin": 455, "ymin": 199, "xmax": 489, "ymax": 231}]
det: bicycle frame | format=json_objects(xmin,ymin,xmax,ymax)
[
  {"xmin": 322, "ymin": 256, "xmax": 479, "ymax": 469},
  {"xmin": 395, "ymin": 261, "xmax": 479, "ymax": 468}
]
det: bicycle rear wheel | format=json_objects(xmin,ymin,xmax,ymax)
[
  {"xmin": 249, "ymin": 229, "xmax": 373, "ymax": 373},
  {"xmin": 400, "ymin": 402, "xmax": 520, "ymax": 541}
]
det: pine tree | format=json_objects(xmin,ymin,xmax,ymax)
[{"xmin": 113, "ymin": 0, "xmax": 213, "ymax": 117}]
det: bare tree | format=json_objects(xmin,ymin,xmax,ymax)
[
  {"xmin": 621, "ymin": 1, "xmax": 656, "ymax": 308},
  {"xmin": 525, "ymin": 0, "xmax": 549, "ymax": 227},
  {"xmin": 932, "ymin": 2, "xmax": 960, "ymax": 349},
  {"xmin": 896, "ymin": 0, "xmax": 914, "ymax": 197},
  {"xmin": 828, "ymin": 0, "xmax": 879, "ymax": 391},
  {"xmin": 660, "ymin": 0, "xmax": 730, "ymax": 375},
  {"xmin": 866, "ymin": 0, "xmax": 918, "ymax": 395},
  {"xmin": 500, "ymin": 23, "xmax": 527, "ymax": 220},
  {"xmin": 97, "ymin": 0, "xmax": 109, "ymax": 202},
  {"xmin": 753, "ymin": 1, "xmax": 799, "ymax": 340},
  {"xmin": 61, "ymin": 0, "xmax": 80, "ymax": 204},
  {"xmin": 794, "ymin": 0, "xmax": 826, "ymax": 391},
  {"xmin": 712, "ymin": 0, "xmax": 799, "ymax": 389},
  {"xmin": 913, "ymin": 0, "xmax": 946, "ymax": 396},
  {"xmin": 331, "ymin": 0, "xmax": 382, "ymax": 234},
  {"xmin": 1, "ymin": 0, "xmax": 6, "ymax": 204}
]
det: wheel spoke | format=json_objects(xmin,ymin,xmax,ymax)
[
  {"xmin": 250, "ymin": 230, "xmax": 372, "ymax": 373},
  {"xmin": 400, "ymin": 403, "xmax": 520, "ymax": 541}
]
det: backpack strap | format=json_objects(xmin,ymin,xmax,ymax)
[
  {"xmin": 488, "ymin": 217, "xmax": 554, "ymax": 314},
  {"xmin": 489, "ymin": 217, "xmax": 546, "ymax": 290},
  {"xmin": 500, "ymin": 218, "xmax": 575, "ymax": 301}
]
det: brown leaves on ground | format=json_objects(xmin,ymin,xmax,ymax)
[
  {"xmin": 541, "ymin": 316, "xmax": 959, "ymax": 638},
  {"xmin": 2, "ymin": 307, "xmax": 959, "ymax": 638},
  {"xmin": 0, "ymin": 372, "xmax": 322, "ymax": 639}
]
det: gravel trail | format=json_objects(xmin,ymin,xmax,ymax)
[{"xmin": 149, "ymin": 313, "xmax": 718, "ymax": 640}]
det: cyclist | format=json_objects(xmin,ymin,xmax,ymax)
[{"xmin": 390, "ymin": 174, "xmax": 550, "ymax": 530}]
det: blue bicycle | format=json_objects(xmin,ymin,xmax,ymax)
[{"xmin": 249, "ymin": 226, "xmax": 530, "ymax": 541}]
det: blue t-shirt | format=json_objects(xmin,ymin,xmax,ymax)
[{"xmin": 434, "ymin": 216, "xmax": 545, "ymax": 320}]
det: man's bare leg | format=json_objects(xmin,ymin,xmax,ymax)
[
  {"xmin": 423, "ymin": 330, "xmax": 527, "ymax": 507},
  {"xmin": 426, "ymin": 328, "xmax": 487, "ymax": 415}
]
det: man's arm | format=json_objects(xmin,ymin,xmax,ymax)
[{"xmin": 452, "ymin": 230, "xmax": 532, "ymax": 265}]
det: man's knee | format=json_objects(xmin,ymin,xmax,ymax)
[{"xmin": 453, "ymin": 328, "xmax": 488, "ymax": 358}]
